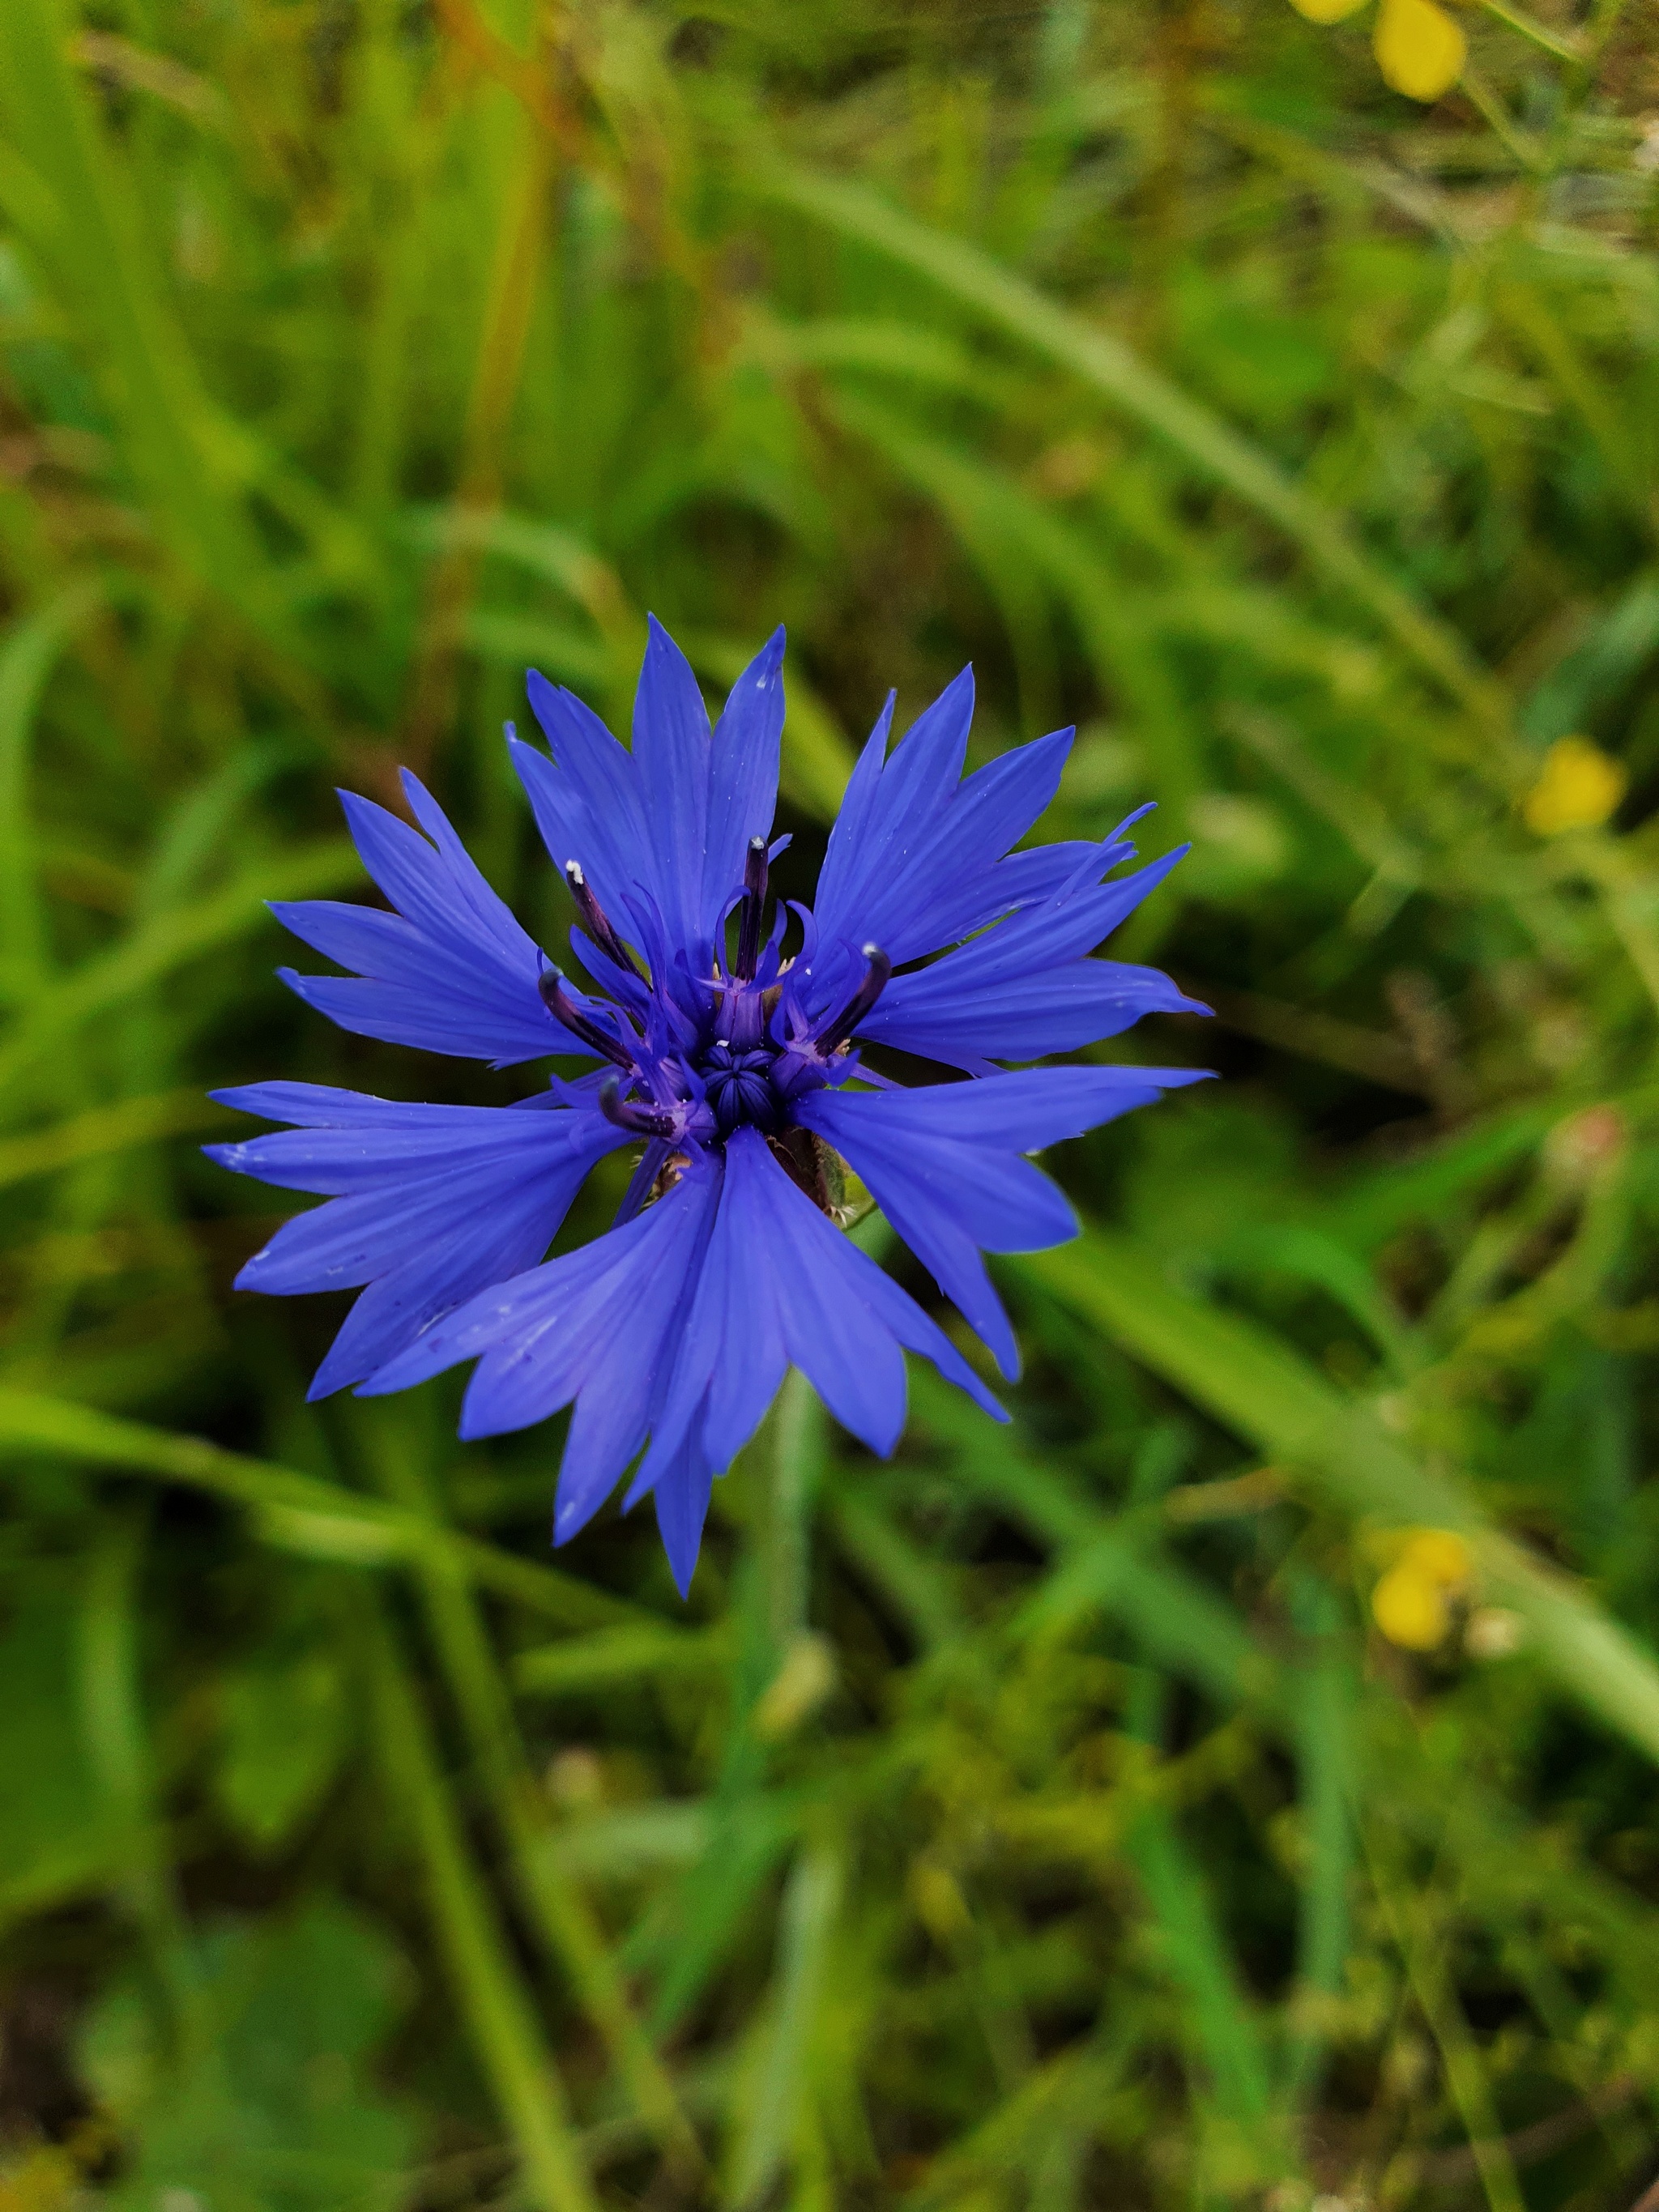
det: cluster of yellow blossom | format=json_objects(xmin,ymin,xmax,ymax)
[
  {"xmin": 1288, "ymin": 0, "xmax": 1467, "ymax": 104},
  {"xmin": 1371, "ymin": 1528, "xmax": 1473, "ymax": 1648}
]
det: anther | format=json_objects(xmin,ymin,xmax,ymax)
[
  {"xmin": 564, "ymin": 860, "xmax": 634, "ymax": 973},
  {"xmin": 735, "ymin": 835, "xmax": 768, "ymax": 982},
  {"xmin": 814, "ymin": 943, "xmax": 891, "ymax": 1055},
  {"xmin": 538, "ymin": 965, "xmax": 634, "ymax": 1069},
  {"xmin": 599, "ymin": 1076, "xmax": 678, "ymax": 1140}
]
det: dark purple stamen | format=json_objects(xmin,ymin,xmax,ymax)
[
  {"xmin": 565, "ymin": 860, "xmax": 635, "ymax": 974},
  {"xmin": 599, "ymin": 1077, "xmax": 678, "ymax": 1140},
  {"xmin": 735, "ymin": 835, "xmax": 768, "ymax": 982},
  {"xmin": 538, "ymin": 965, "xmax": 634, "ymax": 1070},
  {"xmin": 814, "ymin": 943, "xmax": 891, "ymax": 1055}
]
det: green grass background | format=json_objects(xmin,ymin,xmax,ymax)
[{"xmin": 2, "ymin": 0, "xmax": 1659, "ymax": 2205}]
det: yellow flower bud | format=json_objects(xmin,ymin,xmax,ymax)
[
  {"xmin": 1523, "ymin": 735, "xmax": 1627, "ymax": 836},
  {"xmin": 1288, "ymin": 0, "xmax": 1367, "ymax": 20},
  {"xmin": 1374, "ymin": 0, "xmax": 1467, "ymax": 100}
]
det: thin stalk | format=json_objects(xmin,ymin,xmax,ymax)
[
  {"xmin": 1473, "ymin": 0, "xmax": 1584, "ymax": 61},
  {"xmin": 757, "ymin": 163, "xmax": 1511, "ymax": 735},
  {"xmin": 0, "ymin": 1385, "xmax": 654, "ymax": 1634},
  {"xmin": 1577, "ymin": 838, "xmax": 1659, "ymax": 1020},
  {"xmin": 1282, "ymin": 1575, "xmax": 1354, "ymax": 2116},
  {"xmin": 1457, "ymin": 67, "xmax": 1546, "ymax": 174},
  {"xmin": 365, "ymin": 1604, "xmax": 599, "ymax": 2212},
  {"xmin": 362, "ymin": 1422, "xmax": 703, "ymax": 2176},
  {"xmin": 1366, "ymin": 1839, "xmax": 1526, "ymax": 2212},
  {"xmin": 401, "ymin": 40, "xmax": 559, "ymax": 768},
  {"xmin": 766, "ymin": 1367, "xmax": 825, "ymax": 1652},
  {"xmin": 78, "ymin": 1515, "xmax": 194, "ymax": 2023}
]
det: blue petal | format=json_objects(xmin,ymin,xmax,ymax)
[
  {"xmin": 864, "ymin": 958, "xmax": 1205, "ymax": 1068},
  {"xmin": 270, "ymin": 902, "xmax": 472, "ymax": 993},
  {"xmin": 627, "ymin": 1132, "xmax": 790, "ymax": 1489},
  {"xmin": 852, "ymin": 727, "xmax": 1074, "ymax": 969},
  {"xmin": 648, "ymin": 1431, "xmax": 718, "ymax": 1599},
  {"xmin": 633, "ymin": 1129, "xmax": 1003, "ymax": 1482},
  {"xmin": 868, "ymin": 666, "xmax": 976, "ymax": 832},
  {"xmin": 702, "ymin": 628, "xmax": 785, "ymax": 944},
  {"xmin": 360, "ymin": 1161, "xmax": 723, "ymax": 1550},
  {"xmin": 810, "ymin": 670, "xmax": 974, "ymax": 959},
  {"xmin": 808, "ymin": 1105, "xmax": 1080, "ymax": 1252},
  {"xmin": 400, "ymin": 769, "xmax": 538, "ymax": 944},
  {"xmin": 803, "ymin": 1122, "xmax": 1026, "ymax": 1379},
  {"xmin": 818, "ymin": 1064, "xmax": 1215, "ymax": 1150},
  {"xmin": 514, "ymin": 674, "xmax": 655, "ymax": 946},
  {"xmin": 974, "ymin": 841, "xmax": 1110, "ymax": 912},
  {"xmin": 207, "ymin": 1090, "xmax": 621, "ymax": 1198},
  {"xmin": 798, "ymin": 1069, "xmax": 1209, "ymax": 1377},
  {"xmin": 858, "ymin": 846, "xmax": 1206, "ymax": 1067},
  {"xmin": 809, "ymin": 692, "xmax": 893, "ymax": 938},
  {"xmin": 275, "ymin": 970, "xmax": 555, "ymax": 1063},
  {"xmin": 306, "ymin": 1230, "xmax": 543, "ymax": 1401},
  {"xmin": 272, "ymin": 780, "xmax": 554, "ymax": 1064},
  {"xmin": 209, "ymin": 1080, "xmax": 453, "ymax": 1132},
  {"xmin": 632, "ymin": 616, "xmax": 711, "ymax": 960},
  {"xmin": 805, "ymin": 677, "xmax": 1082, "ymax": 985},
  {"xmin": 208, "ymin": 1088, "xmax": 625, "ymax": 1393}
]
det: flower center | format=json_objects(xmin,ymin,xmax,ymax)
[
  {"xmin": 698, "ymin": 1038, "xmax": 783, "ymax": 1134},
  {"xmin": 544, "ymin": 845, "xmax": 896, "ymax": 1161}
]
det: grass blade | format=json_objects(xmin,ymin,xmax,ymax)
[
  {"xmin": 0, "ymin": 1387, "xmax": 653, "ymax": 1632},
  {"xmin": 365, "ymin": 1605, "xmax": 599, "ymax": 2212},
  {"xmin": 1282, "ymin": 1575, "xmax": 1354, "ymax": 2112},
  {"xmin": 724, "ymin": 1838, "xmax": 843, "ymax": 2210},
  {"xmin": 0, "ymin": 842, "xmax": 359, "ymax": 1101},
  {"xmin": 757, "ymin": 163, "xmax": 1505, "ymax": 727},
  {"xmin": 0, "ymin": 582, "xmax": 104, "ymax": 991},
  {"xmin": 1, "ymin": 0, "xmax": 269, "ymax": 617},
  {"xmin": 354, "ymin": 1405, "xmax": 704, "ymax": 2176},
  {"xmin": 1017, "ymin": 1233, "xmax": 1659, "ymax": 1764},
  {"xmin": 0, "ymin": 1090, "xmax": 235, "ymax": 1191}
]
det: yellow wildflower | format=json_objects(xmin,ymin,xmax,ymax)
[
  {"xmin": 1286, "ymin": 0, "xmax": 1467, "ymax": 105},
  {"xmin": 1523, "ymin": 735, "xmax": 1627, "ymax": 836},
  {"xmin": 1371, "ymin": 1528, "xmax": 1473, "ymax": 1651},
  {"xmin": 1374, "ymin": 0, "xmax": 1467, "ymax": 100}
]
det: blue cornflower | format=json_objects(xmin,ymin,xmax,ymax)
[{"xmin": 210, "ymin": 622, "xmax": 1208, "ymax": 1592}]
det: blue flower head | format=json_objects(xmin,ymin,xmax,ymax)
[{"xmin": 210, "ymin": 623, "xmax": 1209, "ymax": 1592}]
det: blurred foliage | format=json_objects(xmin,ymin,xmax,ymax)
[{"xmin": 2, "ymin": 0, "xmax": 1659, "ymax": 2206}]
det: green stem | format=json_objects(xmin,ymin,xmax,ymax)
[
  {"xmin": 756, "ymin": 163, "xmax": 1509, "ymax": 734},
  {"xmin": 767, "ymin": 1367, "xmax": 825, "ymax": 1652},
  {"xmin": 1282, "ymin": 1575, "xmax": 1353, "ymax": 2114},
  {"xmin": 360, "ymin": 1418, "xmax": 703, "ymax": 2176},
  {"xmin": 365, "ymin": 1605, "xmax": 599, "ymax": 2212},
  {"xmin": 78, "ymin": 1514, "xmax": 194, "ymax": 2022},
  {"xmin": 0, "ymin": 1386, "xmax": 654, "ymax": 1633},
  {"xmin": 1473, "ymin": 0, "xmax": 1584, "ymax": 61},
  {"xmin": 1366, "ymin": 1839, "xmax": 1526, "ymax": 2212},
  {"xmin": 1016, "ymin": 1232, "xmax": 1659, "ymax": 1767}
]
